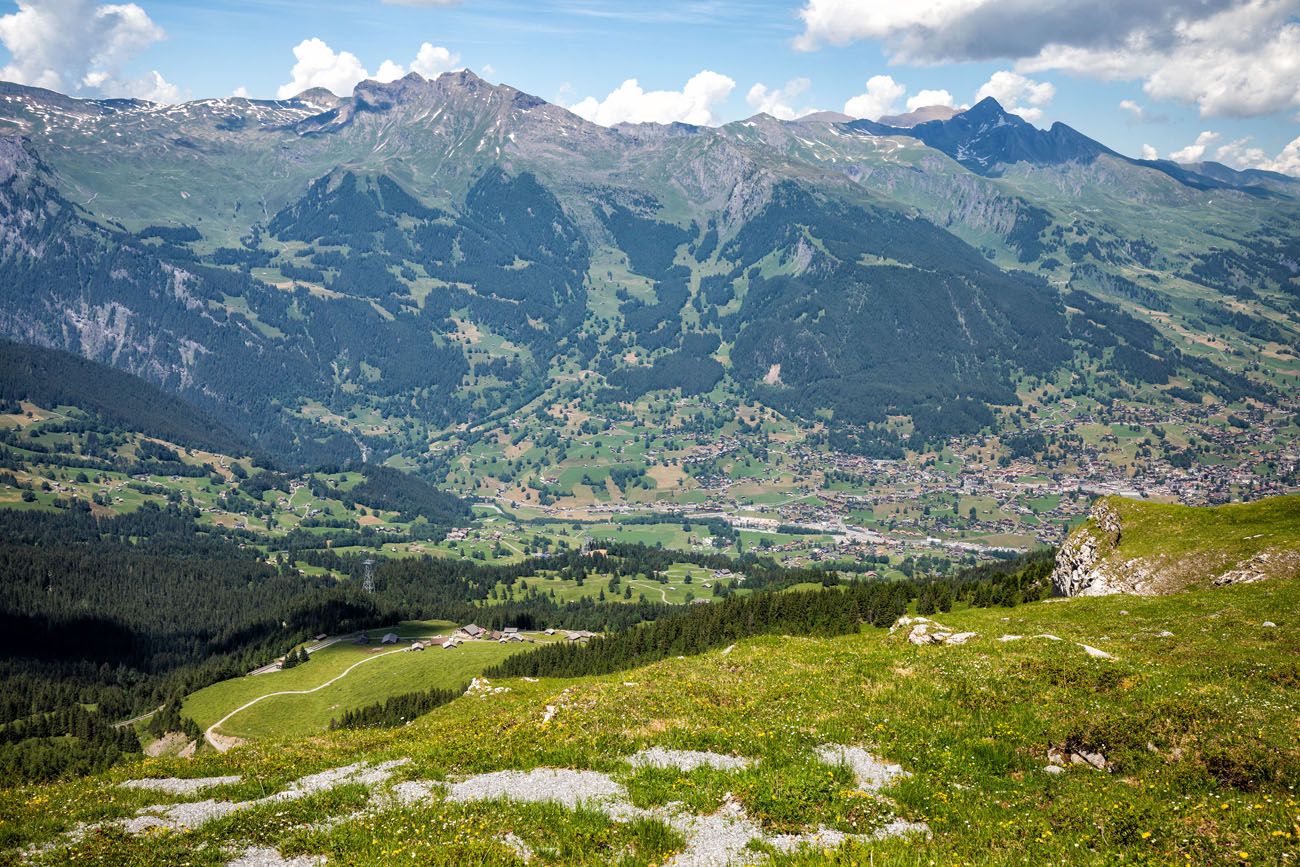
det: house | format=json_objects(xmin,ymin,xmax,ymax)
[
  {"xmin": 503, "ymin": 627, "xmax": 519, "ymax": 635},
  {"xmin": 456, "ymin": 623, "xmax": 486, "ymax": 640},
  {"xmin": 381, "ymin": 633, "xmax": 399, "ymax": 645},
  {"xmin": 487, "ymin": 630, "xmax": 503, "ymax": 641},
  {"xmin": 566, "ymin": 630, "xmax": 596, "ymax": 642},
  {"xmin": 544, "ymin": 628, "xmax": 556, "ymax": 635},
  {"xmin": 410, "ymin": 641, "xmax": 426, "ymax": 651},
  {"xmin": 440, "ymin": 638, "xmax": 460, "ymax": 649}
]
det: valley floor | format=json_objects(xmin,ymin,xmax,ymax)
[{"xmin": 4, "ymin": 578, "xmax": 1296, "ymax": 865}]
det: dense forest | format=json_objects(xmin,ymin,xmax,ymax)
[{"xmin": 0, "ymin": 340, "xmax": 248, "ymax": 456}]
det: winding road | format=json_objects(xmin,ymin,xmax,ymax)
[{"xmin": 204, "ymin": 647, "xmax": 408, "ymax": 752}]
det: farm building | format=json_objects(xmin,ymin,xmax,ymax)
[{"xmin": 381, "ymin": 633, "xmax": 399, "ymax": 645}]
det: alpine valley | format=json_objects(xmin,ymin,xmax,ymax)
[{"xmin": 0, "ymin": 69, "xmax": 1298, "ymax": 867}]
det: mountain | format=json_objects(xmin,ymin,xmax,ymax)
[
  {"xmin": 849, "ymin": 97, "xmax": 1115, "ymax": 175},
  {"xmin": 0, "ymin": 71, "xmax": 1297, "ymax": 470}
]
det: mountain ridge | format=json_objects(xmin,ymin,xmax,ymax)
[{"xmin": 0, "ymin": 70, "xmax": 1297, "ymax": 471}]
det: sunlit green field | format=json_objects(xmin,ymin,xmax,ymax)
[{"xmin": 184, "ymin": 621, "xmax": 458, "ymax": 733}]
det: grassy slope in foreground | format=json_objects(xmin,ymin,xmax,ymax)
[
  {"xmin": 6, "ymin": 578, "xmax": 1297, "ymax": 865},
  {"xmin": 1057, "ymin": 493, "xmax": 1300, "ymax": 595}
]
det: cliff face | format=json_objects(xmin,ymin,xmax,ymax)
[
  {"xmin": 1051, "ymin": 499, "xmax": 1135, "ymax": 596},
  {"xmin": 1052, "ymin": 496, "xmax": 1300, "ymax": 597}
]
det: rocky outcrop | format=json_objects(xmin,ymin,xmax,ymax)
[
  {"xmin": 1051, "ymin": 498, "xmax": 1126, "ymax": 596},
  {"xmin": 1053, "ymin": 496, "xmax": 1300, "ymax": 597}
]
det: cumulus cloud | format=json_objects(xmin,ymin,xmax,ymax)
[
  {"xmin": 276, "ymin": 39, "xmax": 461, "ymax": 99},
  {"xmin": 1141, "ymin": 143, "xmax": 1159, "ymax": 160},
  {"xmin": 0, "ymin": 0, "xmax": 180, "ymax": 101},
  {"xmin": 746, "ymin": 77, "xmax": 816, "ymax": 120},
  {"xmin": 794, "ymin": 0, "xmax": 1300, "ymax": 118},
  {"xmin": 975, "ymin": 70, "xmax": 1054, "ymax": 123},
  {"xmin": 277, "ymin": 38, "xmax": 368, "ymax": 98},
  {"xmin": 411, "ymin": 43, "xmax": 460, "ymax": 78},
  {"xmin": 569, "ymin": 71, "xmax": 735, "ymax": 126},
  {"xmin": 1181, "ymin": 132, "xmax": 1300, "ymax": 176},
  {"xmin": 1119, "ymin": 99, "xmax": 1145, "ymax": 120},
  {"xmin": 1257, "ymin": 136, "xmax": 1300, "ymax": 176},
  {"xmin": 1169, "ymin": 130, "xmax": 1221, "ymax": 163},
  {"xmin": 905, "ymin": 88, "xmax": 955, "ymax": 111},
  {"xmin": 843, "ymin": 74, "xmax": 906, "ymax": 120}
]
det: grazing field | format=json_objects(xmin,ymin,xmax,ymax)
[
  {"xmin": 206, "ymin": 641, "xmax": 528, "ymax": 741},
  {"xmin": 180, "ymin": 621, "xmax": 544, "ymax": 740}
]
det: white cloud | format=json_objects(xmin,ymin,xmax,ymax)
[
  {"xmin": 129, "ymin": 69, "xmax": 180, "ymax": 103},
  {"xmin": 843, "ymin": 74, "xmax": 906, "ymax": 120},
  {"xmin": 746, "ymin": 77, "xmax": 816, "ymax": 120},
  {"xmin": 276, "ymin": 39, "xmax": 461, "ymax": 99},
  {"xmin": 411, "ymin": 43, "xmax": 460, "ymax": 78},
  {"xmin": 905, "ymin": 88, "xmax": 955, "ymax": 111},
  {"xmin": 1260, "ymin": 136, "xmax": 1300, "ymax": 176},
  {"xmin": 373, "ymin": 59, "xmax": 407, "ymax": 83},
  {"xmin": 0, "ymin": 0, "xmax": 178, "ymax": 100},
  {"xmin": 1208, "ymin": 134, "xmax": 1300, "ymax": 176},
  {"xmin": 1169, "ymin": 130, "xmax": 1220, "ymax": 163},
  {"xmin": 974, "ymin": 70, "xmax": 1054, "ymax": 123},
  {"xmin": 232, "ymin": 85, "xmax": 250, "ymax": 99},
  {"xmin": 794, "ymin": 0, "xmax": 1300, "ymax": 118},
  {"xmin": 1140, "ymin": 143, "xmax": 1158, "ymax": 160},
  {"xmin": 569, "ymin": 71, "xmax": 736, "ymax": 126},
  {"xmin": 1119, "ymin": 99, "xmax": 1144, "ymax": 120},
  {"xmin": 277, "ymin": 38, "xmax": 369, "ymax": 99}
]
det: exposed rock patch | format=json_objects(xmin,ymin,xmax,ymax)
[
  {"xmin": 120, "ymin": 775, "xmax": 241, "ymax": 795},
  {"xmin": 814, "ymin": 744, "xmax": 909, "ymax": 793},
  {"xmin": 226, "ymin": 847, "xmax": 324, "ymax": 867},
  {"xmin": 628, "ymin": 748, "xmax": 753, "ymax": 773},
  {"xmin": 442, "ymin": 768, "xmax": 626, "ymax": 810}
]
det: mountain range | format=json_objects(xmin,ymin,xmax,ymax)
[{"xmin": 1, "ymin": 70, "xmax": 1297, "ymax": 466}]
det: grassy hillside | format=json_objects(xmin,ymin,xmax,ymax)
[
  {"xmin": 184, "ymin": 629, "xmax": 531, "ymax": 742},
  {"xmin": 1098, "ymin": 494, "xmax": 1300, "ymax": 561},
  {"xmin": 1055, "ymin": 494, "xmax": 1300, "ymax": 595},
  {"xmin": 5, "ymin": 577, "xmax": 1295, "ymax": 865}
]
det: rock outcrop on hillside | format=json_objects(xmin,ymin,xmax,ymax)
[
  {"xmin": 1051, "ymin": 499, "xmax": 1132, "ymax": 596},
  {"xmin": 1052, "ymin": 496, "xmax": 1300, "ymax": 597}
]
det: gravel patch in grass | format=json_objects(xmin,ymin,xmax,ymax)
[
  {"xmin": 442, "ymin": 768, "xmax": 627, "ymax": 809},
  {"xmin": 119, "ymin": 776, "xmax": 242, "ymax": 795},
  {"xmin": 627, "ymin": 748, "xmax": 753, "ymax": 773},
  {"xmin": 225, "ymin": 846, "xmax": 324, "ymax": 866},
  {"xmin": 814, "ymin": 744, "xmax": 909, "ymax": 793}
]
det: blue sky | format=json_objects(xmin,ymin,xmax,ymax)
[{"xmin": 2, "ymin": 0, "xmax": 1299, "ymax": 173}]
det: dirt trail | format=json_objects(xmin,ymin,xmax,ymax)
[{"xmin": 204, "ymin": 648, "xmax": 407, "ymax": 752}]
